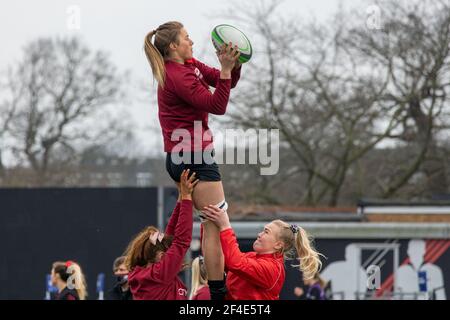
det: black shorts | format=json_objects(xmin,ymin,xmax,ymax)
[{"xmin": 165, "ymin": 150, "xmax": 222, "ymax": 182}]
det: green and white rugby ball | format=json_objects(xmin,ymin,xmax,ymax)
[{"xmin": 211, "ymin": 24, "xmax": 252, "ymax": 64}]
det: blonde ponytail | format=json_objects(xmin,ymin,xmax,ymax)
[
  {"xmin": 144, "ymin": 30, "xmax": 167, "ymax": 87},
  {"xmin": 272, "ymin": 220, "xmax": 324, "ymax": 281},
  {"xmin": 66, "ymin": 262, "xmax": 88, "ymax": 300},
  {"xmin": 144, "ymin": 21, "xmax": 184, "ymax": 88},
  {"xmin": 189, "ymin": 256, "xmax": 208, "ymax": 300},
  {"xmin": 294, "ymin": 227, "xmax": 323, "ymax": 280}
]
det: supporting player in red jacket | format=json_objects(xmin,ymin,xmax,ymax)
[
  {"xmin": 125, "ymin": 170, "xmax": 198, "ymax": 300},
  {"xmin": 201, "ymin": 205, "xmax": 324, "ymax": 300}
]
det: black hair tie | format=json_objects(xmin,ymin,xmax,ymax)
[{"xmin": 290, "ymin": 224, "xmax": 299, "ymax": 234}]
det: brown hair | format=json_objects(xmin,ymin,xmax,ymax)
[
  {"xmin": 52, "ymin": 261, "xmax": 88, "ymax": 300},
  {"xmin": 144, "ymin": 21, "xmax": 184, "ymax": 87},
  {"xmin": 112, "ymin": 256, "xmax": 126, "ymax": 272},
  {"xmin": 123, "ymin": 226, "xmax": 174, "ymax": 270},
  {"xmin": 271, "ymin": 220, "xmax": 324, "ymax": 280},
  {"xmin": 308, "ymin": 272, "xmax": 327, "ymax": 288}
]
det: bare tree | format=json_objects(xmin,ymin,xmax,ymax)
[
  {"xmin": 216, "ymin": 0, "xmax": 450, "ymax": 205},
  {"xmin": 0, "ymin": 37, "xmax": 133, "ymax": 186},
  {"xmin": 0, "ymin": 71, "xmax": 20, "ymax": 180},
  {"xmin": 347, "ymin": 0, "xmax": 450, "ymax": 197},
  {"xmin": 221, "ymin": 0, "xmax": 402, "ymax": 205}
]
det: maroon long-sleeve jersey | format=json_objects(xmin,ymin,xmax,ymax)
[
  {"xmin": 128, "ymin": 200, "xmax": 192, "ymax": 300},
  {"xmin": 157, "ymin": 58, "xmax": 241, "ymax": 152}
]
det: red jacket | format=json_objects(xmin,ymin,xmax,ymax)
[
  {"xmin": 128, "ymin": 200, "xmax": 192, "ymax": 300},
  {"xmin": 158, "ymin": 58, "xmax": 241, "ymax": 152},
  {"xmin": 220, "ymin": 228, "xmax": 285, "ymax": 300}
]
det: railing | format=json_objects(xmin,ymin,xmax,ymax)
[{"xmin": 353, "ymin": 288, "xmax": 446, "ymax": 300}]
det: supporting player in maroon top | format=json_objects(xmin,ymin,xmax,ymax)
[{"xmin": 126, "ymin": 170, "xmax": 199, "ymax": 300}]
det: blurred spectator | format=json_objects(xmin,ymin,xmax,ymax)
[
  {"xmin": 189, "ymin": 256, "xmax": 210, "ymax": 300},
  {"xmin": 294, "ymin": 272, "xmax": 327, "ymax": 300},
  {"xmin": 108, "ymin": 256, "xmax": 132, "ymax": 300},
  {"xmin": 51, "ymin": 260, "xmax": 87, "ymax": 300}
]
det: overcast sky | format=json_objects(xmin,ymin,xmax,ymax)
[{"xmin": 0, "ymin": 0, "xmax": 365, "ymax": 157}]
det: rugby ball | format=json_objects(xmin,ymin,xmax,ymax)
[{"xmin": 211, "ymin": 24, "xmax": 252, "ymax": 64}]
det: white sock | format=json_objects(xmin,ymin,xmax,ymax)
[
  {"xmin": 194, "ymin": 199, "xmax": 228, "ymax": 222},
  {"xmin": 216, "ymin": 199, "xmax": 228, "ymax": 212}
]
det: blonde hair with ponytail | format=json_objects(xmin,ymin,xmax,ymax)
[
  {"xmin": 67, "ymin": 262, "xmax": 88, "ymax": 300},
  {"xmin": 271, "ymin": 220, "xmax": 324, "ymax": 280},
  {"xmin": 52, "ymin": 261, "xmax": 88, "ymax": 300},
  {"xmin": 144, "ymin": 21, "xmax": 184, "ymax": 88},
  {"xmin": 189, "ymin": 256, "xmax": 208, "ymax": 300}
]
